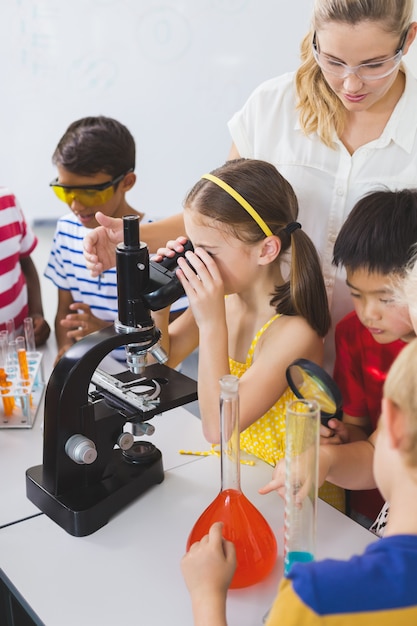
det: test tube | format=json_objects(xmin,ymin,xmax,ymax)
[
  {"xmin": 6, "ymin": 339, "xmax": 18, "ymax": 376},
  {"xmin": 0, "ymin": 330, "xmax": 8, "ymax": 368},
  {"xmin": 0, "ymin": 367, "xmax": 14, "ymax": 418},
  {"xmin": 19, "ymin": 387, "xmax": 31, "ymax": 420},
  {"xmin": 6, "ymin": 318, "xmax": 15, "ymax": 341},
  {"xmin": 24, "ymin": 317, "xmax": 36, "ymax": 354},
  {"xmin": 16, "ymin": 335, "xmax": 30, "ymax": 382},
  {"xmin": 284, "ymin": 399, "xmax": 320, "ymax": 576}
]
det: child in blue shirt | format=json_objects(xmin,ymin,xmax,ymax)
[{"xmin": 181, "ymin": 336, "xmax": 417, "ymax": 625}]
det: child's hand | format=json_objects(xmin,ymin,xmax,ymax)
[
  {"xmin": 259, "ymin": 460, "xmax": 285, "ymax": 498},
  {"xmin": 83, "ymin": 212, "xmax": 123, "ymax": 276},
  {"xmin": 259, "ymin": 452, "xmax": 331, "ymax": 501},
  {"xmin": 152, "ymin": 236, "xmax": 189, "ymax": 263},
  {"xmin": 31, "ymin": 314, "xmax": 51, "ymax": 346},
  {"xmin": 181, "ymin": 522, "xmax": 236, "ymax": 602},
  {"xmin": 176, "ymin": 247, "xmax": 225, "ymax": 327},
  {"xmin": 320, "ymin": 419, "xmax": 350, "ymax": 445},
  {"xmin": 60, "ymin": 303, "xmax": 113, "ymax": 340}
]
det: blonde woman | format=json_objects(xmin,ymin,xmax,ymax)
[
  {"xmin": 228, "ymin": 0, "xmax": 417, "ymax": 370},
  {"xmin": 84, "ymin": 2, "xmax": 417, "ymax": 373}
]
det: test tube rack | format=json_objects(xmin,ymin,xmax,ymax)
[{"xmin": 0, "ymin": 352, "xmax": 45, "ymax": 428}]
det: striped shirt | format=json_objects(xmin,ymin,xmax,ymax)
[
  {"xmin": 45, "ymin": 213, "xmax": 119, "ymax": 322},
  {"xmin": 45, "ymin": 213, "xmax": 127, "ymax": 360},
  {"xmin": 0, "ymin": 188, "xmax": 37, "ymax": 333},
  {"xmin": 44, "ymin": 212, "xmax": 187, "ymax": 361}
]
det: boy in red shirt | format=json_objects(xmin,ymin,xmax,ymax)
[{"xmin": 328, "ymin": 189, "xmax": 417, "ymax": 525}]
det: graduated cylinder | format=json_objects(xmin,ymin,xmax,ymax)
[{"xmin": 284, "ymin": 398, "xmax": 320, "ymax": 575}]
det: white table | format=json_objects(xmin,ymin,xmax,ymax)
[
  {"xmin": 0, "ymin": 337, "xmax": 378, "ymax": 625},
  {"xmin": 0, "ymin": 453, "xmax": 377, "ymax": 626}
]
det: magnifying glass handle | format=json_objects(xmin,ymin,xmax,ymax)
[{"xmin": 321, "ymin": 415, "xmax": 332, "ymax": 427}]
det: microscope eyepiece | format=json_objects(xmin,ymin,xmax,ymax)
[
  {"xmin": 123, "ymin": 214, "xmax": 140, "ymax": 248},
  {"xmin": 115, "ymin": 215, "xmax": 168, "ymax": 374}
]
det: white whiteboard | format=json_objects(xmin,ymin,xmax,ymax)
[
  {"xmin": 0, "ymin": 0, "xmax": 313, "ymax": 224},
  {"xmin": 1, "ymin": 0, "xmax": 416, "ymax": 225}
]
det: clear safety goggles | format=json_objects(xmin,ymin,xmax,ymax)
[{"xmin": 312, "ymin": 29, "xmax": 408, "ymax": 81}]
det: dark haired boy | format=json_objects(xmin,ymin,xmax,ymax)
[
  {"xmin": 326, "ymin": 188, "xmax": 417, "ymax": 526},
  {"xmin": 45, "ymin": 116, "xmax": 185, "ymax": 360}
]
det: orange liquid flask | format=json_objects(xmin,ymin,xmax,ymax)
[{"xmin": 186, "ymin": 375, "xmax": 277, "ymax": 588}]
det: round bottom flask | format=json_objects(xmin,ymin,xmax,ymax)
[{"xmin": 186, "ymin": 375, "xmax": 277, "ymax": 588}]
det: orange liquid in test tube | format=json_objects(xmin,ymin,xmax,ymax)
[
  {"xmin": 0, "ymin": 368, "xmax": 14, "ymax": 417},
  {"xmin": 17, "ymin": 348, "xmax": 30, "ymax": 382},
  {"xmin": 16, "ymin": 337, "xmax": 32, "ymax": 410},
  {"xmin": 17, "ymin": 335, "xmax": 30, "ymax": 388}
]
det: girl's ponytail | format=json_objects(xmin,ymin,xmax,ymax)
[{"xmin": 271, "ymin": 227, "xmax": 330, "ymax": 337}]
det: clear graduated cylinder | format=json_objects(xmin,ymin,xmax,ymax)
[
  {"xmin": 284, "ymin": 399, "xmax": 320, "ymax": 575},
  {"xmin": 186, "ymin": 374, "xmax": 277, "ymax": 588}
]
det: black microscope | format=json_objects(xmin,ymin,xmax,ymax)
[{"xmin": 26, "ymin": 216, "xmax": 197, "ymax": 536}]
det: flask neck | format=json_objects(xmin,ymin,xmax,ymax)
[{"xmin": 219, "ymin": 375, "xmax": 241, "ymax": 493}]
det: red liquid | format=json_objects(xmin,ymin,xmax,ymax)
[{"xmin": 186, "ymin": 488, "xmax": 277, "ymax": 588}]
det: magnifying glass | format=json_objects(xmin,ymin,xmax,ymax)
[{"xmin": 285, "ymin": 358, "xmax": 343, "ymax": 426}]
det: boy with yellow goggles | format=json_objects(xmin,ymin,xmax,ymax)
[
  {"xmin": 45, "ymin": 115, "xmax": 186, "ymax": 366},
  {"xmin": 49, "ymin": 169, "xmax": 133, "ymax": 208}
]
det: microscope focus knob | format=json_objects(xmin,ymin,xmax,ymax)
[
  {"xmin": 65, "ymin": 434, "xmax": 98, "ymax": 465},
  {"xmin": 131, "ymin": 422, "xmax": 156, "ymax": 437},
  {"xmin": 117, "ymin": 432, "xmax": 135, "ymax": 451}
]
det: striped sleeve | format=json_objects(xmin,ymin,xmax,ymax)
[{"xmin": 44, "ymin": 214, "xmax": 118, "ymax": 321}]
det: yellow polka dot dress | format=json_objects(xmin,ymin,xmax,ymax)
[{"xmin": 229, "ymin": 314, "xmax": 345, "ymax": 513}]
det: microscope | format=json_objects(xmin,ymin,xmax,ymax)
[{"xmin": 26, "ymin": 216, "xmax": 197, "ymax": 537}]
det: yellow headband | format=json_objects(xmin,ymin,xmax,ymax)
[{"xmin": 201, "ymin": 173, "xmax": 273, "ymax": 237}]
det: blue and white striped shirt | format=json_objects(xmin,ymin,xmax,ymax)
[
  {"xmin": 45, "ymin": 213, "xmax": 119, "ymax": 322},
  {"xmin": 45, "ymin": 213, "xmax": 188, "ymax": 361},
  {"xmin": 45, "ymin": 213, "xmax": 125, "ymax": 361}
]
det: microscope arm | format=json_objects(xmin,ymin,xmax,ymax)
[{"xmin": 42, "ymin": 324, "xmax": 160, "ymax": 495}]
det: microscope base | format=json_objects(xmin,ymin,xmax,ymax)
[{"xmin": 26, "ymin": 446, "xmax": 164, "ymax": 537}]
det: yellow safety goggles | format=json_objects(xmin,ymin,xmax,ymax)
[{"xmin": 49, "ymin": 169, "xmax": 132, "ymax": 208}]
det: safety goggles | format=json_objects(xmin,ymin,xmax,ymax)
[
  {"xmin": 49, "ymin": 169, "xmax": 133, "ymax": 208},
  {"xmin": 312, "ymin": 29, "xmax": 408, "ymax": 81}
]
